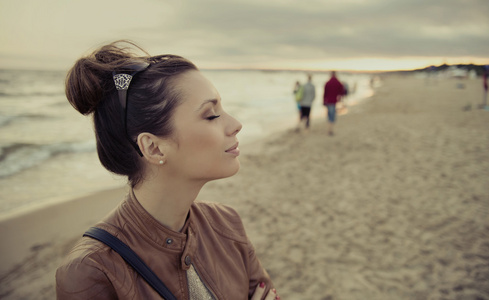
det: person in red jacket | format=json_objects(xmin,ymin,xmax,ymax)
[{"xmin": 323, "ymin": 71, "xmax": 345, "ymax": 135}]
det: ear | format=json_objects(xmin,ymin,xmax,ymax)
[{"xmin": 137, "ymin": 133, "xmax": 168, "ymax": 165}]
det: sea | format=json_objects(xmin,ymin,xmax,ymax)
[{"xmin": 0, "ymin": 68, "xmax": 374, "ymax": 217}]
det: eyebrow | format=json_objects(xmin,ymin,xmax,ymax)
[{"xmin": 196, "ymin": 99, "xmax": 218, "ymax": 111}]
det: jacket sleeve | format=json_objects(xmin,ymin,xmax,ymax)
[
  {"xmin": 199, "ymin": 202, "xmax": 275, "ymax": 299},
  {"xmin": 247, "ymin": 237, "xmax": 274, "ymax": 299},
  {"xmin": 56, "ymin": 259, "xmax": 117, "ymax": 300}
]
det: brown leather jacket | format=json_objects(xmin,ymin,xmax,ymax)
[{"xmin": 56, "ymin": 192, "xmax": 273, "ymax": 299}]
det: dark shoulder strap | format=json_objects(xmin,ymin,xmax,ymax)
[{"xmin": 83, "ymin": 227, "xmax": 177, "ymax": 300}]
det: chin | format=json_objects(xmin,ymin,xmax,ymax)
[
  {"xmin": 222, "ymin": 160, "xmax": 241, "ymax": 179},
  {"xmin": 214, "ymin": 160, "xmax": 241, "ymax": 180},
  {"xmin": 228, "ymin": 160, "xmax": 241, "ymax": 177}
]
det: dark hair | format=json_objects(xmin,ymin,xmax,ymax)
[{"xmin": 65, "ymin": 40, "xmax": 198, "ymax": 187}]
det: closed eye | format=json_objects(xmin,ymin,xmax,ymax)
[{"xmin": 206, "ymin": 115, "xmax": 221, "ymax": 120}]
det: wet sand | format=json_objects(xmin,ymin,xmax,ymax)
[{"xmin": 1, "ymin": 74, "xmax": 488, "ymax": 299}]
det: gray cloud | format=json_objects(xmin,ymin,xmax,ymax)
[
  {"xmin": 140, "ymin": 0, "xmax": 488, "ymax": 66},
  {"xmin": 1, "ymin": 0, "xmax": 487, "ymax": 70}
]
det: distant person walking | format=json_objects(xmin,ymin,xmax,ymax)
[
  {"xmin": 323, "ymin": 71, "xmax": 344, "ymax": 136},
  {"xmin": 293, "ymin": 80, "xmax": 303, "ymax": 121},
  {"xmin": 298, "ymin": 74, "xmax": 316, "ymax": 131}
]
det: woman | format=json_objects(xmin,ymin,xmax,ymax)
[
  {"xmin": 293, "ymin": 80, "xmax": 303, "ymax": 123},
  {"xmin": 56, "ymin": 41, "xmax": 278, "ymax": 300}
]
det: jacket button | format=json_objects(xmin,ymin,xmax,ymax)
[
  {"xmin": 165, "ymin": 238, "xmax": 173, "ymax": 245},
  {"xmin": 184, "ymin": 255, "xmax": 191, "ymax": 266}
]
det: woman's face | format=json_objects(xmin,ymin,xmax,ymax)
[{"xmin": 164, "ymin": 70, "xmax": 242, "ymax": 182}]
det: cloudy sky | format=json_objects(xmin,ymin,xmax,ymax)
[{"xmin": 1, "ymin": 0, "xmax": 488, "ymax": 71}]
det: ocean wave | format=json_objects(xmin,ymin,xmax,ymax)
[
  {"xmin": 0, "ymin": 113, "xmax": 60, "ymax": 129},
  {"xmin": 0, "ymin": 91, "xmax": 64, "ymax": 97},
  {"xmin": 0, "ymin": 115, "xmax": 15, "ymax": 127},
  {"xmin": 0, "ymin": 140, "xmax": 96, "ymax": 178}
]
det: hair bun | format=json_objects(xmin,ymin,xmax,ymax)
[{"xmin": 65, "ymin": 40, "xmax": 148, "ymax": 115}]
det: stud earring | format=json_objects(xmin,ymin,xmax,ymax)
[{"xmin": 159, "ymin": 160, "xmax": 164, "ymax": 165}]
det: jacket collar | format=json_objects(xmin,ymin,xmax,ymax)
[{"xmin": 118, "ymin": 190, "xmax": 193, "ymax": 252}]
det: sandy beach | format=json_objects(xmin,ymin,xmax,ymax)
[{"xmin": 1, "ymin": 74, "xmax": 488, "ymax": 299}]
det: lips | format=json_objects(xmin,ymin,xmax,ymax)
[{"xmin": 225, "ymin": 142, "xmax": 240, "ymax": 156}]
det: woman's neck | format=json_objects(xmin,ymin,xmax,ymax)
[{"xmin": 133, "ymin": 176, "xmax": 205, "ymax": 232}]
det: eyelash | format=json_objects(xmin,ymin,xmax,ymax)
[{"xmin": 206, "ymin": 115, "xmax": 221, "ymax": 121}]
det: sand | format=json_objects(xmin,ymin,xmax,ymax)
[{"xmin": 1, "ymin": 74, "xmax": 488, "ymax": 300}]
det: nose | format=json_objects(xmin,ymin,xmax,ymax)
[{"xmin": 226, "ymin": 113, "xmax": 242, "ymax": 136}]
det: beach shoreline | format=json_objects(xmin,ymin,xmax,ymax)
[
  {"xmin": 0, "ymin": 69, "xmax": 374, "ymax": 217},
  {"xmin": 1, "ymin": 74, "xmax": 488, "ymax": 299}
]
